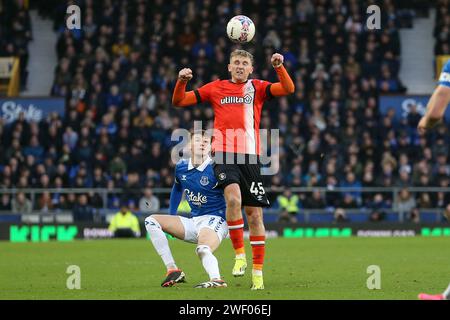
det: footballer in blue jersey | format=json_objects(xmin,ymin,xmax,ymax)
[
  {"xmin": 418, "ymin": 59, "xmax": 450, "ymax": 134},
  {"xmin": 172, "ymin": 157, "xmax": 226, "ymax": 219},
  {"xmin": 417, "ymin": 59, "xmax": 450, "ymax": 300},
  {"xmin": 145, "ymin": 130, "xmax": 229, "ymax": 289}
]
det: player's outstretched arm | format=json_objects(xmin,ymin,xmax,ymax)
[
  {"xmin": 168, "ymin": 182, "xmax": 183, "ymax": 215},
  {"xmin": 269, "ymin": 53, "xmax": 295, "ymax": 96},
  {"xmin": 172, "ymin": 68, "xmax": 198, "ymax": 107},
  {"xmin": 418, "ymin": 85, "xmax": 450, "ymax": 134}
]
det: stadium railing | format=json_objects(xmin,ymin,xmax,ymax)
[{"xmin": 0, "ymin": 187, "xmax": 448, "ymax": 224}]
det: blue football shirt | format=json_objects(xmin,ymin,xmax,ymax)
[{"xmin": 174, "ymin": 157, "xmax": 226, "ymax": 218}]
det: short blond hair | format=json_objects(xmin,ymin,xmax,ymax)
[{"xmin": 230, "ymin": 49, "xmax": 254, "ymax": 65}]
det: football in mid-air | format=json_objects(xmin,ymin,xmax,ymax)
[{"xmin": 226, "ymin": 15, "xmax": 255, "ymax": 43}]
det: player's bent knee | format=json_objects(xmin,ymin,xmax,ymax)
[
  {"xmin": 247, "ymin": 214, "xmax": 263, "ymax": 228},
  {"xmin": 144, "ymin": 215, "xmax": 161, "ymax": 229},
  {"xmin": 196, "ymin": 244, "xmax": 211, "ymax": 258},
  {"xmin": 198, "ymin": 228, "xmax": 221, "ymax": 251},
  {"xmin": 226, "ymin": 195, "xmax": 241, "ymax": 210},
  {"xmin": 225, "ymin": 185, "xmax": 241, "ymax": 206}
]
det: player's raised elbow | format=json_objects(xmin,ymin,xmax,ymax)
[
  {"xmin": 287, "ymin": 84, "xmax": 295, "ymax": 94},
  {"xmin": 172, "ymin": 97, "xmax": 183, "ymax": 107},
  {"xmin": 283, "ymin": 83, "xmax": 295, "ymax": 95},
  {"xmin": 429, "ymin": 86, "xmax": 450, "ymax": 119}
]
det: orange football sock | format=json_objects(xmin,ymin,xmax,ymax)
[
  {"xmin": 227, "ymin": 218, "xmax": 245, "ymax": 256},
  {"xmin": 250, "ymin": 235, "xmax": 265, "ymax": 273}
]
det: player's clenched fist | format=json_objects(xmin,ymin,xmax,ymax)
[
  {"xmin": 417, "ymin": 115, "xmax": 441, "ymax": 135},
  {"xmin": 271, "ymin": 53, "xmax": 284, "ymax": 68},
  {"xmin": 417, "ymin": 116, "xmax": 429, "ymax": 135},
  {"xmin": 178, "ymin": 68, "xmax": 193, "ymax": 82}
]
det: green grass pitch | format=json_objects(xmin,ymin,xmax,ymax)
[{"xmin": 0, "ymin": 237, "xmax": 449, "ymax": 300}]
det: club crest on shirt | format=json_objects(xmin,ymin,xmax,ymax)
[
  {"xmin": 218, "ymin": 173, "xmax": 226, "ymax": 180},
  {"xmin": 181, "ymin": 175, "xmax": 187, "ymax": 181},
  {"xmin": 200, "ymin": 176, "xmax": 209, "ymax": 186}
]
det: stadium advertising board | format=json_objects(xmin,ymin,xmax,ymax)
[
  {"xmin": 1, "ymin": 223, "xmax": 449, "ymax": 242},
  {"xmin": 0, "ymin": 97, "xmax": 65, "ymax": 124},
  {"xmin": 379, "ymin": 95, "xmax": 450, "ymax": 121}
]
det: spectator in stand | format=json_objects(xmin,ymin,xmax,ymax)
[
  {"xmin": 36, "ymin": 191, "xmax": 54, "ymax": 213},
  {"xmin": 369, "ymin": 210, "xmax": 386, "ymax": 222},
  {"xmin": 73, "ymin": 194, "xmax": 94, "ymax": 221},
  {"xmin": 394, "ymin": 188, "xmax": 417, "ymax": 217},
  {"xmin": 369, "ymin": 193, "xmax": 390, "ymax": 212},
  {"xmin": 137, "ymin": 87, "xmax": 157, "ymax": 112},
  {"xmin": 334, "ymin": 208, "xmax": 349, "ymax": 223},
  {"xmin": 11, "ymin": 192, "xmax": 32, "ymax": 214},
  {"xmin": 23, "ymin": 136, "xmax": 44, "ymax": 163},
  {"xmin": 434, "ymin": 2, "xmax": 450, "ymax": 55},
  {"xmin": 407, "ymin": 103, "xmax": 422, "ymax": 129},
  {"xmin": 62, "ymin": 126, "xmax": 79, "ymax": 151},
  {"xmin": 0, "ymin": 194, "xmax": 12, "ymax": 211},
  {"xmin": 340, "ymin": 194, "xmax": 358, "ymax": 209},
  {"xmin": 108, "ymin": 200, "xmax": 140, "ymax": 238},
  {"xmin": 303, "ymin": 190, "xmax": 326, "ymax": 209},
  {"xmin": 368, "ymin": 193, "xmax": 390, "ymax": 222},
  {"xmin": 64, "ymin": 193, "xmax": 77, "ymax": 211},
  {"xmin": 340, "ymin": 172, "xmax": 362, "ymax": 205},
  {"xmin": 407, "ymin": 208, "xmax": 421, "ymax": 223},
  {"xmin": 139, "ymin": 188, "xmax": 160, "ymax": 214},
  {"xmin": 417, "ymin": 193, "xmax": 433, "ymax": 209},
  {"xmin": 277, "ymin": 188, "xmax": 300, "ymax": 223},
  {"xmin": 92, "ymin": 166, "xmax": 108, "ymax": 188},
  {"xmin": 123, "ymin": 171, "xmax": 141, "ymax": 205},
  {"xmin": 443, "ymin": 204, "xmax": 450, "ymax": 223}
]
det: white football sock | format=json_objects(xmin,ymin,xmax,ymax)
[
  {"xmin": 145, "ymin": 216, "xmax": 177, "ymax": 270},
  {"xmin": 196, "ymin": 245, "xmax": 221, "ymax": 280},
  {"xmin": 443, "ymin": 283, "xmax": 450, "ymax": 300}
]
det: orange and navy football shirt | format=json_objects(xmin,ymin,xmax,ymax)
[{"xmin": 194, "ymin": 79, "xmax": 272, "ymax": 155}]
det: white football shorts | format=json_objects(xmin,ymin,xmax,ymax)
[{"xmin": 178, "ymin": 215, "xmax": 228, "ymax": 244}]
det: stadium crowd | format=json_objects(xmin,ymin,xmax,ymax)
[
  {"xmin": 0, "ymin": 0, "xmax": 449, "ymax": 223},
  {"xmin": 435, "ymin": 0, "xmax": 450, "ymax": 56}
]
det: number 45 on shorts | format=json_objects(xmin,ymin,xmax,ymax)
[{"xmin": 250, "ymin": 182, "xmax": 266, "ymax": 195}]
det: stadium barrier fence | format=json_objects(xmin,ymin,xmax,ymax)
[{"xmin": 0, "ymin": 187, "xmax": 449, "ymax": 224}]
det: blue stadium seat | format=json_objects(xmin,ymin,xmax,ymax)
[
  {"xmin": 385, "ymin": 213, "xmax": 400, "ymax": 222},
  {"xmin": 346, "ymin": 213, "xmax": 368, "ymax": 223},
  {"xmin": 0, "ymin": 215, "xmax": 21, "ymax": 223},
  {"xmin": 420, "ymin": 212, "xmax": 440, "ymax": 223}
]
